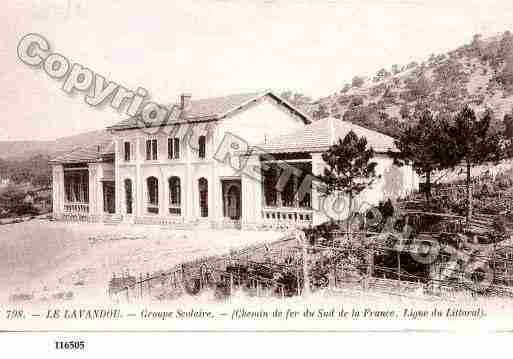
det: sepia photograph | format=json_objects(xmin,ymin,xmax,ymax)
[{"xmin": 1, "ymin": 0, "xmax": 513, "ymax": 353}]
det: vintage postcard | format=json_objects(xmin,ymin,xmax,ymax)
[{"xmin": 2, "ymin": 0, "xmax": 513, "ymax": 349}]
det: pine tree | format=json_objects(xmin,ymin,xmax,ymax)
[
  {"xmin": 448, "ymin": 106, "xmax": 502, "ymax": 222},
  {"xmin": 390, "ymin": 109, "xmax": 455, "ymax": 202},
  {"xmin": 320, "ymin": 130, "xmax": 380, "ymax": 236},
  {"xmin": 502, "ymin": 110, "xmax": 513, "ymax": 158}
]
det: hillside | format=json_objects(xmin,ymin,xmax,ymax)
[
  {"xmin": 284, "ymin": 31, "xmax": 513, "ymax": 138},
  {"xmin": 4, "ymin": 31, "xmax": 513, "ymax": 160},
  {"xmin": 0, "ymin": 129, "xmax": 112, "ymax": 161}
]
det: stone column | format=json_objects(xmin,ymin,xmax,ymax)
[
  {"xmin": 52, "ymin": 164, "xmax": 64, "ymax": 218},
  {"xmin": 311, "ymin": 153, "xmax": 329, "ymax": 226},
  {"xmin": 114, "ymin": 138, "xmax": 121, "ymax": 215},
  {"xmin": 135, "ymin": 135, "xmax": 142, "ymax": 219},
  {"xmin": 241, "ymin": 154, "xmax": 262, "ymax": 229},
  {"xmin": 211, "ymin": 126, "xmax": 222, "ymax": 228},
  {"xmin": 184, "ymin": 130, "xmax": 194, "ymax": 222},
  {"xmin": 159, "ymin": 169, "xmax": 166, "ymax": 217},
  {"xmin": 97, "ymin": 165, "xmax": 104, "ymax": 215},
  {"xmin": 88, "ymin": 163, "xmax": 100, "ymax": 217}
]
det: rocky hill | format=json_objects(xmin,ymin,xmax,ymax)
[
  {"xmin": 284, "ymin": 31, "xmax": 513, "ymax": 138},
  {"xmin": 4, "ymin": 31, "xmax": 513, "ymax": 160}
]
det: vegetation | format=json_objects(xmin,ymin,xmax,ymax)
[
  {"xmin": 299, "ymin": 30, "xmax": 513, "ymax": 139},
  {"xmin": 351, "ymin": 76, "xmax": 365, "ymax": 88},
  {"xmin": 342, "ymin": 102, "xmax": 405, "ymax": 137},
  {"xmin": 0, "ymin": 185, "xmax": 40, "ymax": 217},
  {"xmin": 447, "ymin": 107, "xmax": 502, "ymax": 220},
  {"xmin": 391, "ymin": 109, "xmax": 454, "ymax": 201},
  {"xmin": 320, "ymin": 130, "xmax": 380, "ymax": 236},
  {"xmin": 0, "ymin": 154, "xmax": 52, "ymax": 187},
  {"xmin": 0, "ymin": 155, "xmax": 52, "ymax": 218},
  {"xmin": 279, "ymin": 91, "xmax": 313, "ymax": 113}
]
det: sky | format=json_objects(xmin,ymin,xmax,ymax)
[{"xmin": 1, "ymin": 0, "xmax": 513, "ymax": 141}]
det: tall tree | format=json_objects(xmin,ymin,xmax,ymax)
[
  {"xmin": 502, "ymin": 111, "xmax": 513, "ymax": 158},
  {"xmin": 448, "ymin": 106, "xmax": 502, "ymax": 221},
  {"xmin": 390, "ymin": 109, "xmax": 455, "ymax": 202},
  {"xmin": 320, "ymin": 130, "xmax": 380, "ymax": 236}
]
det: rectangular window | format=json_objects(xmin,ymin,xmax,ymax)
[
  {"xmin": 146, "ymin": 139, "xmax": 158, "ymax": 160},
  {"xmin": 198, "ymin": 136, "xmax": 206, "ymax": 159},
  {"xmin": 124, "ymin": 141, "xmax": 131, "ymax": 161},
  {"xmin": 146, "ymin": 140, "xmax": 151, "ymax": 160},
  {"xmin": 167, "ymin": 138, "xmax": 180, "ymax": 159},
  {"xmin": 151, "ymin": 139, "xmax": 157, "ymax": 160}
]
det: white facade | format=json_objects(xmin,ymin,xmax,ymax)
[
  {"xmin": 51, "ymin": 93, "xmax": 419, "ymax": 230},
  {"xmin": 111, "ymin": 95, "xmax": 307, "ymax": 229}
]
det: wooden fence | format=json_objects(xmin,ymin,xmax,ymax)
[
  {"xmin": 302, "ymin": 230, "xmax": 513, "ymax": 299},
  {"xmin": 109, "ymin": 234, "xmax": 302, "ymax": 302},
  {"xmin": 109, "ymin": 229, "xmax": 513, "ymax": 302}
]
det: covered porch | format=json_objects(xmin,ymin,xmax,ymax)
[
  {"xmin": 62, "ymin": 164, "xmax": 90, "ymax": 214},
  {"xmin": 239, "ymin": 151, "xmax": 326, "ymax": 230},
  {"xmin": 260, "ymin": 153, "xmax": 315, "ymax": 227},
  {"xmin": 52, "ymin": 161, "xmax": 119, "ymax": 223}
]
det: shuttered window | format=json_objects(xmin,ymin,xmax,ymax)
[
  {"xmin": 168, "ymin": 138, "xmax": 180, "ymax": 159},
  {"xmin": 198, "ymin": 136, "xmax": 206, "ymax": 159},
  {"xmin": 124, "ymin": 141, "xmax": 131, "ymax": 161},
  {"xmin": 146, "ymin": 139, "xmax": 158, "ymax": 160}
]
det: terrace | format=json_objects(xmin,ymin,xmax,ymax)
[
  {"xmin": 260, "ymin": 156, "xmax": 314, "ymax": 228},
  {"xmin": 63, "ymin": 165, "xmax": 89, "ymax": 214}
]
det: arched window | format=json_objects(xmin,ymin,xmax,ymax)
[
  {"xmin": 198, "ymin": 177, "xmax": 208, "ymax": 217},
  {"xmin": 168, "ymin": 176, "xmax": 181, "ymax": 215},
  {"xmin": 124, "ymin": 179, "xmax": 133, "ymax": 214},
  {"xmin": 146, "ymin": 176, "xmax": 159, "ymax": 214}
]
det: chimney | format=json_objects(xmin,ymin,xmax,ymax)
[{"xmin": 180, "ymin": 93, "xmax": 192, "ymax": 110}]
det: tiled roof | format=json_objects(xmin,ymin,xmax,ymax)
[
  {"xmin": 50, "ymin": 138, "xmax": 114, "ymax": 164},
  {"xmin": 179, "ymin": 92, "xmax": 264, "ymax": 119},
  {"xmin": 108, "ymin": 91, "xmax": 311, "ymax": 131},
  {"xmin": 101, "ymin": 141, "xmax": 115, "ymax": 155},
  {"xmin": 254, "ymin": 118, "xmax": 397, "ymax": 154}
]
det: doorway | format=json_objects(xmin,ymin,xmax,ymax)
[
  {"xmin": 222, "ymin": 179, "xmax": 241, "ymax": 220},
  {"xmin": 103, "ymin": 181, "xmax": 116, "ymax": 214}
]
